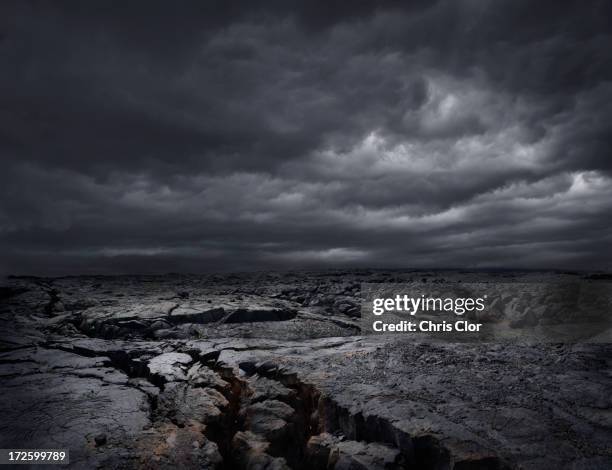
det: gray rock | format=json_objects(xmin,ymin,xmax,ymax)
[
  {"xmin": 1, "ymin": 271, "xmax": 610, "ymax": 470},
  {"xmin": 147, "ymin": 352, "xmax": 193, "ymax": 382},
  {"xmin": 157, "ymin": 382, "xmax": 229, "ymax": 425}
]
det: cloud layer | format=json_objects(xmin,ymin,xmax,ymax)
[{"xmin": 1, "ymin": 0, "xmax": 612, "ymax": 274}]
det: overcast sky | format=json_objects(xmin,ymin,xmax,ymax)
[{"xmin": 1, "ymin": 0, "xmax": 612, "ymax": 275}]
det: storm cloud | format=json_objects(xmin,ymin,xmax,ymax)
[{"xmin": 1, "ymin": 0, "xmax": 612, "ymax": 275}]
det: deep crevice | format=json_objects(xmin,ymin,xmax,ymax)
[
  {"xmin": 254, "ymin": 365, "xmax": 506, "ymax": 470},
  {"xmin": 43, "ymin": 344, "xmax": 506, "ymax": 470}
]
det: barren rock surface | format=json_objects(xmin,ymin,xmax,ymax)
[{"xmin": 1, "ymin": 271, "xmax": 611, "ymax": 469}]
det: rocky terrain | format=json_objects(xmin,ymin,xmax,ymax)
[{"xmin": 1, "ymin": 271, "xmax": 611, "ymax": 469}]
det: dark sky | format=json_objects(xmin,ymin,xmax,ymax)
[{"xmin": 1, "ymin": 0, "xmax": 612, "ymax": 275}]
